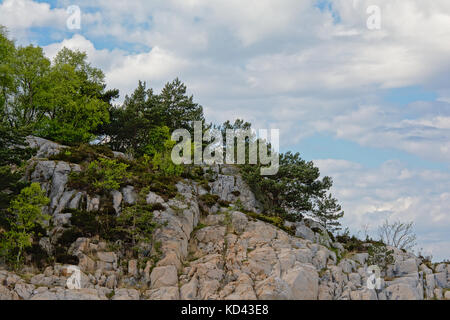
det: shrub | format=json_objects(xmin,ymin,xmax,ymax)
[
  {"xmin": 148, "ymin": 178, "xmax": 179, "ymax": 201},
  {"xmin": 49, "ymin": 144, "xmax": 114, "ymax": 163},
  {"xmin": 199, "ymin": 194, "xmax": 220, "ymax": 207},
  {"xmin": 116, "ymin": 204, "xmax": 158, "ymax": 246},
  {"xmin": 367, "ymin": 242, "xmax": 394, "ymax": 272},
  {"xmin": 335, "ymin": 228, "xmax": 367, "ymax": 252},
  {"xmin": 69, "ymin": 158, "xmax": 131, "ymax": 194},
  {"xmin": 0, "ymin": 183, "xmax": 50, "ymax": 268}
]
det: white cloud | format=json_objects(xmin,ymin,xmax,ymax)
[
  {"xmin": 314, "ymin": 158, "xmax": 450, "ymax": 261},
  {"xmin": 0, "ymin": 0, "xmax": 66, "ymax": 30},
  {"xmin": 3, "ymin": 0, "xmax": 450, "ymax": 260}
]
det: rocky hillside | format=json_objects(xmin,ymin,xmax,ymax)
[{"xmin": 0, "ymin": 137, "xmax": 449, "ymax": 300}]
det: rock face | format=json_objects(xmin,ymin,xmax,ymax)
[{"xmin": 0, "ymin": 138, "xmax": 448, "ymax": 300}]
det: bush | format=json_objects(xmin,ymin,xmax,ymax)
[
  {"xmin": 335, "ymin": 228, "xmax": 368, "ymax": 252},
  {"xmin": 116, "ymin": 204, "xmax": 158, "ymax": 246},
  {"xmin": 0, "ymin": 183, "xmax": 50, "ymax": 268},
  {"xmin": 148, "ymin": 178, "xmax": 179, "ymax": 201},
  {"xmin": 199, "ymin": 194, "xmax": 220, "ymax": 207},
  {"xmin": 240, "ymin": 149, "xmax": 343, "ymax": 231},
  {"xmin": 367, "ymin": 242, "xmax": 394, "ymax": 272},
  {"xmin": 60, "ymin": 205, "xmax": 158, "ymax": 256},
  {"xmin": 69, "ymin": 158, "xmax": 131, "ymax": 194},
  {"xmin": 151, "ymin": 136, "xmax": 183, "ymax": 177},
  {"xmin": 49, "ymin": 144, "xmax": 114, "ymax": 163}
]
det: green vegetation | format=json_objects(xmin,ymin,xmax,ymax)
[
  {"xmin": 55, "ymin": 203, "xmax": 159, "ymax": 263},
  {"xmin": 49, "ymin": 143, "xmax": 114, "ymax": 163},
  {"xmin": 367, "ymin": 242, "xmax": 395, "ymax": 272},
  {"xmin": 0, "ymin": 183, "xmax": 49, "ymax": 268},
  {"xmin": 0, "ymin": 25, "xmax": 350, "ymax": 270},
  {"xmin": 1, "ymin": 27, "xmax": 112, "ymax": 145},
  {"xmin": 101, "ymin": 80, "xmax": 204, "ymax": 155},
  {"xmin": 199, "ymin": 194, "xmax": 220, "ymax": 207},
  {"xmin": 240, "ymin": 150, "xmax": 343, "ymax": 230},
  {"xmin": 116, "ymin": 204, "xmax": 158, "ymax": 247},
  {"xmin": 69, "ymin": 158, "xmax": 131, "ymax": 194},
  {"xmin": 336, "ymin": 228, "xmax": 371, "ymax": 252},
  {"xmin": 150, "ymin": 131, "xmax": 184, "ymax": 177}
]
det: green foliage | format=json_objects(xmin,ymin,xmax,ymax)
[
  {"xmin": 158, "ymin": 78, "xmax": 205, "ymax": 130},
  {"xmin": 0, "ymin": 28, "xmax": 112, "ymax": 145},
  {"xmin": 241, "ymin": 149, "xmax": 343, "ymax": 232},
  {"xmin": 0, "ymin": 27, "xmax": 352, "ymax": 269},
  {"xmin": 69, "ymin": 158, "xmax": 131, "ymax": 194},
  {"xmin": 147, "ymin": 179, "xmax": 179, "ymax": 201},
  {"xmin": 193, "ymin": 223, "xmax": 207, "ymax": 232},
  {"xmin": 116, "ymin": 204, "xmax": 158, "ymax": 246},
  {"xmin": 49, "ymin": 143, "xmax": 114, "ymax": 163},
  {"xmin": 101, "ymin": 81, "xmax": 157, "ymax": 153},
  {"xmin": 9, "ymin": 45, "xmax": 51, "ymax": 129},
  {"xmin": 35, "ymin": 48, "xmax": 110, "ymax": 144},
  {"xmin": 142, "ymin": 125, "xmax": 171, "ymax": 157},
  {"xmin": 0, "ymin": 27, "xmax": 16, "ymax": 111},
  {"xmin": 244, "ymin": 211, "xmax": 294, "ymax": 235},
  {"xmin": 0, "ymin": 125, "xmax": 34, "ymax": 166},
  {"xmin": 56, "ymin": 204, "xmax": 158, "ymax": 262},
  {"xmin": 199, "ymin": 194, "xmax": 220, "ymax": 207},
  {"xmin": 335, "ymin": 228, "xmax": 367, "ymax": 252},
  {"xmin": 0, "ymin": 166, "xmax": 29, "ymax": 213},
  {"xmin": 101, "ymin": 79, "xmax": 204, "ymax": 155},
  {"xmin": 367, "ymin": 242, "xmax": 395, "ymax": 272},
  {"xmin": 314, "ymin": 194, "xmax": 344, "ymax": 234},
  {"xmin": 0, "ymin": 183, "xmax": 50, "ymax": 268},
  {"xmin": 151, "ymin": 136, "xmax": 183, "ymax": 177}
]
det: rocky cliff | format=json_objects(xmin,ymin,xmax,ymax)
[{"xmin": 0, "ymin": 137, "xmax": 449, "ymax": 300}]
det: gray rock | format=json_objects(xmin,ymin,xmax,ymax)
[
  {"xmin": 0, "ymin": 285, "xmax": 19, "ymax": 300},
  {"xmin": 434, "ymin": 272, "xmax": 448, "ymax": 289},
  {"xmin": 39, "ymin": 237, "xmax": 54, "ymax": 256},
  {"xmin": 150, "ymin": 265, "xmax": 178, "ymax": 289},
  {"xmin": 146, "ymin": 191, "xmax": 165, "ymax": 205},
  {"xmin": 435, "ymin": 263, "xmax": 447, "ymax": 273},
  {"xmin": 445, "ymin": 290, "xmax": 450, "ymax": 300},
  {"xmin": 352, "ymin": 253, "xmax": 369, "ymax": 265},
  {"xmin": 295, "ymin": 224, "xmax": 315, "ymax": 241},
  {"xmin": 282, "ymin": 263, "xmax": 319, "ymax": 300},
  {"xmin": 112, "ymin": 288, "xmax": 140, "ymax": 300},
  {"xmin": 14, "ymin": 283, "xmax": 35, "ymax": 300},
  {"xmin": 146, "ymin": 286, "xmax": 180, "ymax": 300},
  {"xmin": 128, "ymin": 260, "xmax": 139, "ymax": 277},
  {"xmin": 121, "ymin": 186, "xmax": 137, "ymax": 205},
  {"xmin": 394, "ymin": 258, "xmax": 418, "ymax": 276},
  {"xmin": 385, "ymin": 283, "xmax": 422, "ymax": 300},
  {"xmin": 180, "ymin": 276, "xmax": 198, "ymax": 300},
  {"xmin": 86, "ymin": 195, "xmax": 100, "ymax": 212},
  {"xmin": 425, "ymin": 273, "xmax": 435, "ymax": 299},
  {"xmin": 26, "ymin": 136, "xmax": 67, "ymax": 158},
  {"xmin": 96, "ymin": 252, "xmax": 117, "ymax": 264},
  {"xmin": 339, "ymin": 259, "xmax": 356, "ymax": 274},
  {"xmin": 255, "ymin": 276, "xmax": 292, "ymax": 300},
  {"xmin": 434, "ymin": 288, "xmax": 443, "ymax": 300}
]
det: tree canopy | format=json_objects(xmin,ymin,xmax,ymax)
[{"xmin": 0, "ymin": 26, "xmax": 344, "ymax": 243}]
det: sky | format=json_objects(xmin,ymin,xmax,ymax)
[{"xmin": 1, "ymin": 0, "xmax": 449, "ymax": 261}]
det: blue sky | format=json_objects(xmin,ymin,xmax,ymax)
[{"xmin": 1, "ymin": 0, "xmax": 449, "ymax": 260}]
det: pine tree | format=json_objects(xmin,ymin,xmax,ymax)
[{"xmin": 314, "ymin": 193, "xmax": 344, "ymax": 234}]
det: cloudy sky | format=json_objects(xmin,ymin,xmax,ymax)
[{"xmin": 1, "ymin": 0, "xmax": 449, "ymax": 260}]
